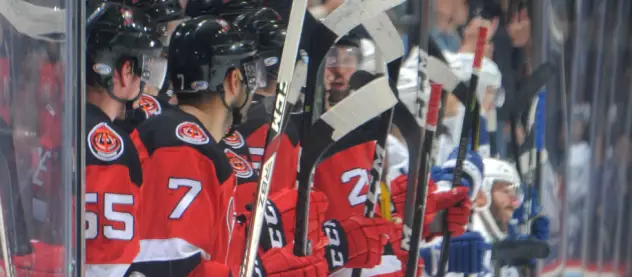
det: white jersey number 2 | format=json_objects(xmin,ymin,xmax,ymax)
[{"xmin": 341, "ymin": 168, "xmax": 370, "ymax": 207}]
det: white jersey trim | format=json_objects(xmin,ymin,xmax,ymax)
[{"xmin": 134, "ymin": 237, "xmax": 208, "ymax": 263}]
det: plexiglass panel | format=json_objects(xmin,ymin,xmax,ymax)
[
  {"xmin": 0, "ymin": 0, "xmax": 75, "ymax": 276},
  {"xmin": 532, "ymin": 0, "xmax": 632, "ymax": 276}
]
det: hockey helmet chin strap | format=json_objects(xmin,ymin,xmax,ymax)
[{"xmin": 224, "ymin": 57, "xmax": 266, "ymax": 137}]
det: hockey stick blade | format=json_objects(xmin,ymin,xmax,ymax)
[
  {"xmin": 491, "ymin": 239, "xmax": 551, "ymax": 262},
  {"xmin": 512, "ymin": 62, "xmax": 556, "ymax": 118},
  {"xmin": 302, "ymin": 0, "xmax": 404, "ymax": 142},
  {"xmin": 240, "ymin": 0, "xmax": 307, "ymax": 275},
  {"xmin": 321, "ymin": 12, "xmax": 404, "ymax": 162},
  {"xmin": 294, "ymin": 75, "xmax": 397, "ymax": 255}
]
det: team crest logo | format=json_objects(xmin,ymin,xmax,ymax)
[
  {"xmin": 223, "ymin": 131, "xmax": 245, "ymax": 149},
  {"xmin": 224, "ymin": 148, "xmax": 253, "ymax": 179},
  {"xmin": 175, "ymin": 122, "xmax": 210, "ymax": 145},
  {"xmin": 136, "ymin": 94, "xmax": 162, "ymax": 118},
  {"xmin": 88, "ymin": 123, "xmax": 124, "ymax": 162}
]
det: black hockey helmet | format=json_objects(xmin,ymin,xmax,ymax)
[
  {"xmin": 93, "ymin": 0, "xmax": 185, "ymax": 22},
  {"xmin": 132, "ymin": 0, "xmax": 185, "ymax": 23},
  {"xmin": 87, "ymin": 3, "xmax": 167, "ymax": 101},
  {"xmin": 233, "ymin": 7, "xmax": 286, "ymax": 78},
  {"xmin": 185, "ymin": 0, "xmax": 261, "ymax": 17},
  {"xmin": 168, "ymin": 15, "xmax": 265, "ymax": 96}
]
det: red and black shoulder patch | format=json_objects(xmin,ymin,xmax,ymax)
[
  {"xmin": 88, "ymin": 122, "xmax": 124, "ymax": 162},
  {"xmin": 223, "ymin": 130, "xmax": 245, "ymax": 149},
  {"xmin": 224, "ymin": 148, "xmax": 254, "ymax": 179},
  {"xmin": 136, "ymin": 94, "xmax": 162, "ymax": 119},
  {"xmin": 175, "ymin": 121, "xmax": 210, "ymax": 145}
]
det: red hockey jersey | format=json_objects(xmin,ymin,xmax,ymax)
[
  {"xmin": 130, "ymin": 108, "xmax": 238, "ymax": 276},
  {"xmin": 314, "ymin": 141, "xmax": 377, "ymax": 221},
  {"xmin": 85, "ymin": 104, "xmax": 143, "ymax": 276},
  {"xmin": 238, "ymin": 95, "xmax": 300, "ymax": 193},
  {"xmin": 221, "ymin": 130, "xmax": 258, "ymax": 215}
]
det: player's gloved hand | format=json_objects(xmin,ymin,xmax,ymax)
[
  {"xmin": 430, "ymin": 148, "xmax": 484, "ymax": 201},
  {"xmin": 321, "ymin": 216, "xmax": 394, "ymax": 270},
  {"xmin": 390, "ymin": 175, "xmax": 471, "ymax": 239},
  {"xmin": 424, "ymin": 184, "xmax": 472, "ymax": 239},
  {"xmin": 448, "ymin": 231, "xmax": 491, "ymax": 274},
  {"xmin": 260, "ymin": 245, "xmax": 329, "ymax": 277},
  {"xmin": 255, "ymin": 188, "xmax": 329, "ymax": 252},
  {"xmin": 530, "ymin": 216, "xmax": 550, "ymax": 241},
  {"xmin": 512, "ymin": 186, "xmax": 550, "ymax": 242},
  {"xmin": 389, "ymin": 174, "xmax": 409, "ymax": 218}
]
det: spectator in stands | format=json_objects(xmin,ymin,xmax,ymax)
[{"xmin": 432, "ymin": 0, "xmax": 469, "ymax": 52}]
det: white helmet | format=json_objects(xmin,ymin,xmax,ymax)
[
  {"xmin": 479, "ymin": 158, "xmax": 523, "ymax": 210},
  {"xmin": 476, "ymin": 158, "xmax": 524, "ymax": 239}
]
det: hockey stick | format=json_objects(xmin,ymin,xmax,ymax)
[
  {"xmin": 398, "ymin": 0, "xmax": 431, "ymax": 262},
  {"xmin": 533, "ymin": 91, "xmax": 546, "ymax": 224},
  {"xmin": 239, "ymin": 0, "xmax": 307, "ymax": 275},
  {"xmin": 296, "ymin": 13, "xmax": 404, "ymax": 171},
  {"xmin": 351, "ymin": 73, "xmax": 395, "ymax": 277},
  {"xmin": 322, "ymin": 38, "xmax": 464, "ymax": 164},
  {"xmin": 405, "ymin": 83, "xmax": 442, "ymax": 277},
  {"xmin": 394, "ymin": 38, "xmax": 468, "ymax": 251},
  {"xmin": 294, "ymin": 75, "xmax": 398, "ymax": 255},
  {"xmin": 487, "ymin": 108, "xmax": 498, "ymax": 156},
  {"xmin": 514, "ymin": 62, "xmax": 556, "ymax": 129},
  {"xmin": 436, "ymin": 26, "xmax": 488, "ymax": 277},
  {"xmin": 300, "ymin": 0, "xmax": 405, "ymax": 144},
  {"xmin": 357, "ymin": 72, "xmax": 394, "ymax": 220},
  {"xmin": 294, "ymin": 0, "xmax": 404, "ymax": 256},
  {"xmin": 356, "ymin": 9, "xmax": 403, "ymax": 237},
  {"xmin": 492, "ymin": 91, "xmax": 550, "ymax": 275}
]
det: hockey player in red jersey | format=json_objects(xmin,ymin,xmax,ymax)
[
  {"xmin": 312, "ymin": 36, "xmax": 473, "ymax": 276},
  {"xmin": 83, "ymin": 3, "xmax": 166, "ymax": 276},
  {"xmin": 314, "ymin": 34, "xmax": 375, "ymax": 221},
  {"xmin": 228, "ymin": 6, "xmax": 303, "ymax": 210},
  {"xmin": 112, "ymin": 0, "xmax": 183, "ymax": 133},
  {"xmin": 129, "ymin": 14, "xmax": 331, "ymax": 276}
]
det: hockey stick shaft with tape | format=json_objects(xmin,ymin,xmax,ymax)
[
  {"xmin": 400, "ymin": 0, "xmax": 431, "ymax": 256},
  {"xmin": 405, "ymin": 83, "xmax": 443, "ymax": 277},
  {"xmin": 534, "ymin": 91, "xmax": 545, "ymax": 214},
  {"xmin": 436, "ymin": 26, "xmax": 488, "ymax": 277},
  {"xmin": 239, "ymin": 0, "xmax": 307, "ymax": 275},
  {"xmin": 359, "ymin": 13, "xmax": 403, "ymax": 220},
  {"xmin": 294, "ymin": 75, "xmax": 397, "ymax": 256},
  {"xmin": 294, "ymin": 0, "xmax": 404, "ymax": 255},
  {"xmin": 352, "ymin": 72, "xmax": 397, "ymax": 277}
]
